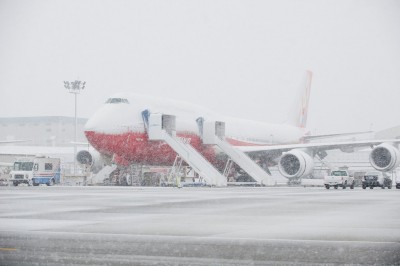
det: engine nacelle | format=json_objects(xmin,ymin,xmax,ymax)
[
  {"xmin": 77, "ymin": 150, "xmax": 96, "ymax": 166},
  {"xmin": 369, "ymin": 143, "xmax": 400, "ymax": 172},
  {"xmin": 278, "ymin": 149, "xmax": 314, "ymax": 179},
  {"xmin": 77, "ymin": 150, "xmax": 110, "ymax": 173}
]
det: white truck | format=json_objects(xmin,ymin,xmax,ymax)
[
  {"xmin": 324, "ymin": 170, "xmax": 355, "ymax": 189},
  {"xmin": 10, "ymin": 157, "xmax": 61, "ymax": 186}
]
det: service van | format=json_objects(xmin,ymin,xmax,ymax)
[{"xmin": 10, "ymin": 157, "xmax": 61, "ymax": 186}]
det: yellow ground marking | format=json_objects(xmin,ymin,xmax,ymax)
[{"xmin": 0, "ymin": 248, "xmax": 17, "ymax": 251}]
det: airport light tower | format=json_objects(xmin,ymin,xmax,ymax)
[{"xmin": 63, "ymin": 80, "xmax": 86, "ymax": 175}]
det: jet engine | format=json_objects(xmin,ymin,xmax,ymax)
[
  {"xmin": 278, "ymin": 149, "xmax": 314, "ymax": 179},
  {"xmin": 76, "ymin": 150, "xmax": 110, "ymax": 173},
  {"xmin": 369, "ymin": 143, "xmax": 400, "ymax": 172},
  {"xmin": 77, "ymin": 150, "xmax": 95, "ymax": 166}
]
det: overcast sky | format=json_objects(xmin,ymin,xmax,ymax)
[{"xmin": 0, "ymin": 0, "xmax": 399, "ymax": 134}]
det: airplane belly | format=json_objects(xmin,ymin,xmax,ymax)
[{"xmin": 85, "ymin": 131, "xmax": 217, "ymax": 166}]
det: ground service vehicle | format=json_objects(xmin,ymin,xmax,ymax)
[
  {"xmin": 324, "ymin": 170, "xmax": 355, "ymax": 189},
  {"xmin": 362, "ymin": 171, "xmax": 392, "ymax": 189},
  {"xmin": 0, "ymin": 178, "xmax": 8, "ymax": 186},
  {"xmin": 10, "ymin": 157, "xmax": 61, "ymax": 186}
]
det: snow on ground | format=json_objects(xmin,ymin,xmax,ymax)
[{"xmin": 0, "ymin": 186, "xmax": 399, "ymax": 265}]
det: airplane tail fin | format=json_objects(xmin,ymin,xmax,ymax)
[{"xmin": 287, "ymin": 70, "xmax": 313, "ymax": 128}]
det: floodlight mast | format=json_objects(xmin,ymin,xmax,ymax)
[{"xmin": 63, "ymin": 80, "xmax": 85, "ymax": 176}]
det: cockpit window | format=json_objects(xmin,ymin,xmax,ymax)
[{"xmin": 105, "ymin": 98, "xmax": 129, "ymax": 104}]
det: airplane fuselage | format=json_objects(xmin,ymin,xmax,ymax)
[{"xmin": 84, "ymin": 94, "xmax": 306, "ymax": 166}]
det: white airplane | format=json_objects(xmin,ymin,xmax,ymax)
[{"xmin": 79, "ymin": 71, "xmax": 400, "ymax": 183}]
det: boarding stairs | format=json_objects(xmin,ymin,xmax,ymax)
[
  {"xmin": 161, "ymin": 131, "xmax": 226, "ymax": 186},
  {"xmin": 215, "ymin": 136, "xmax": 275, "ymax": 185},
  {"xmin": 166, "ymin": 155, "xmax": 185, "ymax": 186},
  {"xmin": 91, "ymin": 164, "xmax": 117, "ymax": 185},
  {"xmin": 200, "ymin": 119, "xmax": 276, "ymax": 186},
  {"xmin": 223, "ymin": 158, "xmax": 235, "ymax": 180},
  {"xmin": 144, "ymin": 111, "xmax": 227, "ymax": 187}
]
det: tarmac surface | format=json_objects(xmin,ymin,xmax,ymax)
[{"xmin": 0, "ymin": 186, "xmax": 399, "ymax": 265}]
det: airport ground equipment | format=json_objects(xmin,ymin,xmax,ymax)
[
  {"xmin": 324, "ymin": 170, "xmax": 354, "ymax": 189},
  {"xmin": 200, "ymin": 120, "xmax": 275, "ymax": 186},
  {"xmin": 145, "ymin": 112, "xmax": 227, "ymax": 187},
  {"xmin": 362, "ymin": 171, "xmax": 392, "ymax": 189},
  {"xmin": 167, "ymin": 155, "xmax": 184, "ymax": 187},
  {"xmin": 223, "ymin": 158, "xmax": 235, "ymax": 180},
  {"xmin": 90, "ymin": 165, "xmax": 117, "ymax": 185},
  {"xmin": 10, "ymin": 157, "xmax": 61, "ymax": 186}
]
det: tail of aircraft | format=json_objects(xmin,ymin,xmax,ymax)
[{"xmin": 286, "ymin": 70, "xmax": 313, "ymax": 128}]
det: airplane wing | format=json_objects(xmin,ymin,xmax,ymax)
[
  {"xmin": 237, "ymin": 139, "xmax": 400, "ymax": 153},
  {"xmin": 70, "ymin": 141, "xmax": 90, "ymax": 146},
  {"xmin": 234, "ymin": 138, "xmax": 400, "ymax": 180}
]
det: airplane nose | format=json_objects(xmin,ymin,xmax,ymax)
[{"xmin": 85, "ymin": 103, "xmax": 134, "ymax": 134}]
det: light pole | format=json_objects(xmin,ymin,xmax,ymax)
[{"xmin": 63, "ymin": 80, "xmax": 86, "ymax": 175}]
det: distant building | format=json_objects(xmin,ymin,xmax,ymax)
[{"xmin": 0, "ymin": 116, "xmax": 87, "ymax": 146}]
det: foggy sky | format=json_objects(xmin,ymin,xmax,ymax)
[{"xmin": 0, "ymin": 0, "xmax": 399, "ymax": 135}]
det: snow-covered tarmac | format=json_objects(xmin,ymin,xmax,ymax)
[{"xmin": 0, "ymin": 186, "xmax": 399, "ymax": 265}]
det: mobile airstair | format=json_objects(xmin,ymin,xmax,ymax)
[
  {"xmin": 144, "ymin": 112, "xmax": 227, "ymax": 187},
  {"xmin": 199, "ymin": 119, "xmax": 276, "ymax": 186},
  {"xmin": 91, "ymin": 164, "xmax": 117, "ymax": 185}
]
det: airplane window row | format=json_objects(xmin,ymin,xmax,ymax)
[{"xmin": 105, "ymin": 98, "xmax": 129, "ymax": 104}]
